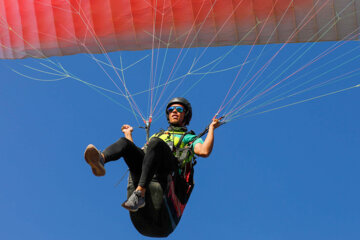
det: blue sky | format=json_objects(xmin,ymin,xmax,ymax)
[{"xmin": 1, "ymin": 41, "xmax": 360, "ymax": 240}]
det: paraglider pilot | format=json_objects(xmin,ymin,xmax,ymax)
[{"xmin": 84, "ymin": 97, "xmax": 220, "ymax": 212}]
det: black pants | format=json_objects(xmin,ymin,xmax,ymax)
[{"xmin": 102, "ymin": 137, "xmax": 178, "ymax": 187}]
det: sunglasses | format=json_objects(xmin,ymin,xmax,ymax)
[{"xmin": 167, "ymin": 106, "xmax": 185, "ymax": 113}]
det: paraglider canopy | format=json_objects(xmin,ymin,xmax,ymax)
[{"xmin": 1, "ymin": 0, "xmax": 359, "ymax": 59}]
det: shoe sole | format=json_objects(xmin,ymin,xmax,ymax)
[
  {"xmin": 121, "ymin": 201, "xmax": 145, "ymax": 212},
  {"xmin": 84, "ymin": 144, "xmax": 105, "ymax": 176}
]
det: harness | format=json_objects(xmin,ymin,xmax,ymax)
[
  {"xmin": 143, "ymin": 126, "xmax": 197, "ymax": 204},
  {"xmin": 146, "ymin": 126, "xmax": 197, "ymax": 169},
  {"xmin": 130, "ymin": 120, "xmax": 226, "ymax": 237}
]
